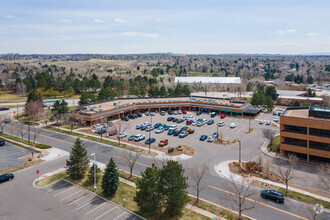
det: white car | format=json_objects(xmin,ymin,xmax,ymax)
[
  {"xmin": 218, "ymin": 121, "xmax": 225, "ymax": 127},
  {"xmin": 145, "ymin": 111, "xmax": 150, "ymax": 116},
  {"xmin": 146, "ymin": 126, "xmax": 154, "ymax": 131},
  {"xmin": 192, "ymin": 121, "xmax": 197, "ymax": 126},
  {"xmin": 173, "ymin": 111, "xmax": 178, "ymax": 115},
  {"xmin": 117, "ymin": 132, "xmax": 127, "ymax": 138},
  {"xmin": 230, "ymin": 123, "xmax": 237, "ymax": 128},
  {"xmin": 144, "ymin": 122, "xmax": 151, "ymax": 126},
  {"xmin": 150, "ymin": 112, "xmax": 156, "ymax": 116},
  {"xmin": 156, "ymin": 127, "xmax": 165, "ymax": 134},
  {"xmin": 178, "ymin": 110, "xmax": 182, "ymax": 114},
  {"xmin": 134, "ymin": 134, "xmax": 145, "ymax": 141},
  {"xmin": 169, "ymin": 125, "xmax": 177, "ymax": 129},
  {"xmin": 202, "ymin": 119, "xmax": 208, "ymax": 123},
  {"xmin": 187, "ymin": 116, "xmax": 194, "ymax": 120},
  {"xmin": 259, "ymin": 120, "xmax": 264, "ymax": 125},
  {"xmin": 207, "ymin": 136, "xmax": 215, "ymax": 142}
]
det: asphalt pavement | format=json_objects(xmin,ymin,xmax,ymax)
[{"xmin": 2, "ymin": 123, "xmax": 329, "ymax": 220}]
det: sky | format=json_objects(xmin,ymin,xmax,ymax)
[{"xmin": 1, "ymin": 0, "xmax": 330, "ymax": 54}]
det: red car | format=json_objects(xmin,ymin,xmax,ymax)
[
  {"xmin": 182, "ymin": 110, "xmax": 187, "ymax": 114},
  {"xmin": 220, "ymin": 114, "xmax": 226, "ymax": 119},
  {"xmin": 186, "ymin": 120, "xmax": 193, "ymax": 125}
]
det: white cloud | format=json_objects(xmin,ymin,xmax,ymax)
[
  {"xmin": 118, "ymin": 32, "xmax": 160, "ymax": 38},
  {"xmin": 114, "ymin": 18, "xmax": 126, "ymax": 23},
  {"xmin": 280, "ymin": 42, "xmax": 297, "ymax": 46},
  {"xmin": 5, "ymin": 14, "xmax": 15, "ymax": 19},
  {"xmin": 59, "ymin": 19, "xmax": 72, "ymax": 23},
  {"xmin": 93, "ymin": 19, "xmax": 104, "ymax": 23},
  {"xmin": 306, "ymin": 32, "xmax": 319, "ymax": 37},
  {"xmin": 277, "ymin": 29, "xmax": 296, "ymax": 34}
]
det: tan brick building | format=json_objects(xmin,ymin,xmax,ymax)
[{"xmin": 280, "ymin": 106, "xmax": 330, "ymax": 164}]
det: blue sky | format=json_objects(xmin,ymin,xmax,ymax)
[{"xmin": 1, "ymin": 0, "xmax": 329, "ymax": 54}]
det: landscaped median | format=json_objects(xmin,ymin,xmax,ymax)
[{"xmin": 35, "ymin": 170, "xmax": 211, "ymax": 220}]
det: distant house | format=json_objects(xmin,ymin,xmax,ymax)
[{"xmin": 174, "ymin": 77, "xmax": 241, "ymax": 85}]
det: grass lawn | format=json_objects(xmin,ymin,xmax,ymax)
[
  {"xmin": 0, "ymin": 104, "xmax": 25, "ymax": 108},
  {"xmin": 0, "ymin": 133, "xmax": 41, "ymax": 153},
  {"xmin": 39, "ymin": 171, "xmax": 209, "ymax": 220},
  {"xmin": 267, "ymin": 135, "xmax": 280, "ymax": 152},
  {"xmin": 277, "ymin": 188, "xmax": 330, "ymax": 209},
  {"xmin": 0, "ymin": 160, "xmax": 42, "ymax": 175},
  {"xmin": 61, "ymin": 125, "xmax": 81, "ymax": 130},
  {"xmin": 0, "ymin": 91, "xmax": 26, "ymax": 103}
]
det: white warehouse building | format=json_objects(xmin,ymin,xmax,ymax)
[{"xmin": 175, "ymin": 77, "xmax": 241, "ymax": 84}]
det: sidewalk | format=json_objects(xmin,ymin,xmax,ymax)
[{"xmin": 214, "ymin": 160, "xmax": 330, "ymax": 203}]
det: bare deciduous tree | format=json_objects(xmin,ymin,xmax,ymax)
[
  {"xmin": 300, "ymin": 203, "xmax": 325, "ymax": 220},
  {"xmin": 24, "ymin": 100, "xmax": 44, "ymax": 118},
  {"xmin": 122, "ymin": 149, "xmax": 143, "ymax": 178},
  {"xmin": 15, "ymin": 121, "xmax": 27, "ymax": 140},
  {"xmin": 114, "ymin": 120, "xmax": 129, "ymax": 145},
  {"xmin": 262, "ymin": 129, "xmax": 277, "ymax": 146},
  {"xmin": 16, "ymin": 82, "xmax": 26, "ymax": 98},
  {"xmin": 274, "ymin": 154, "xmax": 298, "ymax": 193},
  {"xmin": 31, "ymin": 126, "xmax": 41, "ymax": 145},
  {"xmin": 318, "ymin": 164, "xmax": 330, "ymax": 192},
  {"xmin": 187, "ymin": 163, "xmax": 209, "ymax": 204},
  {"xmin": 65, "ymin": 114, "xmax": 78, "ymax": 133},
  {"xmin": 152, "ymin": 154, "xmax": 169, "ymax": 168},
  {"xmin": 223, "ymin": 175, "xmax": 257, "ymax": 220},
  {"xmin": 0, "ymin": 114, "xmax": 9, "ymax": 133}
]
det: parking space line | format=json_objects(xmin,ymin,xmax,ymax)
[
  {"xmin": 60, "ymin": 190, "xmax": 83, "ymax": 201},
  {"xmin": 76, "ymin": 197, "xmax": 99, "ymax": 210},
  {"xmin": 68, "ymin": 194, "xmax": 90, "ymax": 205},
  {"xmin": 95, "ymin": 207, "xmax": 117, "ymax": 220},
  {"xmin": 84, "ymin": 203, "xmax": 106, "ymax": 215},
  {"xmin": 47, "ymin": 182, "xmax": 68, "ymax": 193},
  {"xmin": 113, "ymin": 212, "xmax": 127, "ymax": 220},
  {"xmin": 53, "ymin": 186, "xmax": 75, "ymax": 197}
]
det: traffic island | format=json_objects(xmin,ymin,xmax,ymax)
[
  {"xmin": 245, "ymin": 128, "xmax": 254, "ymax": 134},
  {"xmin": 166, "ymin": 144, "xmax": 195, "ymax": 156},
  {"xmin": 214, "ymin": 137, "xmax": 239, "ymax": 145}
]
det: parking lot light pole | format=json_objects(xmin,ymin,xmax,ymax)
[
  {"xmin": 149, "ymin": 114, "xmax": 152, "ymax": 154},
  {"xmin": 90, "ymin": 153, "xmax": 97, "ymax": 192},
  {"xmin": 249, "ymin": 116, "xmax": 251, "ymax": 130},
  {"xmin": 238, "ymin": 140, "xmax": 241, "ymax": 164}
]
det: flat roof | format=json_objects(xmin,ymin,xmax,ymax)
[
  {"xmin": 283, "ymin": 107, "xmax": 330, "ymax": 120},
  {"xmin": 277, "ymin": 96, "xmax": 323, "ymax": 101},
  {"xmin": 175, "ymin": 77, "xmax": 241, "ymax": 84},
  {"xmin": 78, "ymin": 97, "xmax": 243, "ymax": 114},
  {"xmin": 277, "ymin": 90, "xmax": 307, "ymax": 97},
  {"xmin": 284, "ymin": 109, "xmax": 309, "ymax": 118}
]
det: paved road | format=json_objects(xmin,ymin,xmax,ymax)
[
  {"xmin": 2, "ymin": 125, "xmax": 329, "ymax": 220},
  {"xmin": 0, "ymin": 142, "xmax": 29, "ymax": 170}
]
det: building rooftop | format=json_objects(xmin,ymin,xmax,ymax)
[
  {"xmin": 283, "ymin": 106, "xmax": 330, "ymax": 120},
  {"xmin": 277, "ymin": 96, "xmax": 323, "ymax": 101},
  {"xmin": 174, "ymin": 77, "xmax": 241, "ymax": 84},
  {"xmin": 277, "ymin": 90, "xmax": 307, "ymax": 97}
]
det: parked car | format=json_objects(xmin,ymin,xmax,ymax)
[
  {"xmin": 145, "ymin": 138, "xmax": 156, "ymax": 144},
  {"xmin": 173, "ymin": 111, "xmax": 178, "ymax": 115},
  {"xmin": 136, "ymin": 124, "xmax": 142, "ymax": 129},
  {"xmin": 220, "ymin": 114, "xmax": 226, "ymax": 119},
  {"xmin": 261, "ymin": 190, "xmax": 284, "ymax": 203},
  {"xmin": 259, "ymin": 120, "xmax": 264, "ymax": 125},
  {"xmin": 144, "ymin": 122, "xmax": 151, "ymax": 126},
  {"xmin": 150, "ymin": 112, "xmax": 156, "ymax": 116},
  {"xmin": 0, "ymin": 139, "xmax": 5, "ymax": 146},
  {"xmin": 107, "ymin": 130, "xmax": 117, "ymax": 136},
  {"xmin": 207, "ymin": 136, "xmax": 215, "ymax": 142},
  {"xmin": 146, "ymin": 126, "xmax": 154, "ymax": 131},
  {"xmin": 159, "ymin": 139, "xmax": 168, "ymax": 147},
  {"xmin": 266, "ymin": 120, "xmax": 271, "ymax": 125},
  {"xmin": 196, "ymin": 111, "xmax": 202, "ymax": 115},
  {"xmin": 121, "ymin": 116, "xmax": 129, "ymax": 121},
  {"xmin": 173, "ymin": 130, "xmax": 180, "ymax": 136},
  {"xmin": 192, "ymin": 121, "xmax": 197, "ymax": 126},
  {"xmin": 128, "ymin": 115, "xmax": 135, "ymax": 119},
  {"xmin": 168, "ymin": 111, "xmax": 173, "ymax": 115},
  {"xmin": 0, "ymin": 174, "xmax": 14, "ymax": 183},
  {"xmin": 154, "ymin": 123, "xmax": 162, "ymax": 128},
  {"xmin": 186, "ymin": 128, "xmax": 195, "ymax": 134},
  {"xmin": 117, "ymin": 132, "xmax": 127, "ymax": 138},
  {"xmin": 212, "ymin": 132, "xmax": 218, "ymax": 138},
  {"xmin": 128, "ymin": 135, "xmax": 136, "ymax": 141},
  {"xmin": 134, "ymin": 134, "xmax": 145, "ymax": 141},
  {"xmin": 273, "ymin": 111, "xmax": 277, "ymax": 115},
  {"xmin": 3, "ymin": 118, "xmax": 11, "ymax": 123},
  {"xmin": 97, "ymin": 128, "xmax": 107, "ymax": 134},
  {"xmin": 178, "ymin": 110, "xmax": 182, "ymax": 114},
  {"xmin": 140, "ymin": 125, "xmax": 147, "ymax": 130},
  {"xmin": 186, "ymin": 119, "xmax": 193, "ymax": 125},
  {"xmin": 156, "ymin": 127, "xmax": 165, "ymax": 134},
  {"xmin": 169, "ymin": 125, "xmax": 177, "ymax": 129},
  {"xmin": 273, "ymin": 117, "xmax": 279, "ymax": 123},
  {"xmin": 145, "ymin": 112, "xmax": 150, "ymax": 116},
  {"xmin": 137, "ymin": 113, "xmax": 143, "ymax": 117},
  {"xmin": 207, "ymin": 119, "xmax": 214, "ymax": 125},
  {"xmin": 197, "ymin": 122, "xmax": 203, "ymax": 127},
  {"xmin": 177, "ymin": 119, "xmax": 184, "ymax": 123},
  {"xmin": 230, "ymin": 123, "xmax": 237, "ymax": 128},
  {"xmin": 278, "ymin": 112, "xmax": 282, "ymax": 116},
  {"xmin": 182, "ymin": 110, "xmax": 187, "ymax": 114},
  {"xmin": 167, "ymin": 129, "xmax": 175, "ymax": 135},
  {"xmin": 160, "ymin": 111, "xmax": 166, "ymax": 116},
  {"xmin": 218, "ymin": 121, "xmax": 225, "ymax": 127},
  {"xmin": 133, "ymin": 114, "xmax": 138, "ymax": 118},
  {"xmin": 167, "ymin": 117, "xmax": 174, "ymax": 121},
  {"xmin": 211, "ymin": 112, "xmax": 216, "ymax": 118},
  {"xmin": 179, "ymin": 131, "xmax": 189, "ymax": 138},
  {"xmin": 200, "ymin": 135, "xmax": 207, "ymax": 141}
]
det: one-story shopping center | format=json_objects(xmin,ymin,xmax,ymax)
[{"xmin": 71, "ymin": 96, "xmax": 261, "ymax": 126}]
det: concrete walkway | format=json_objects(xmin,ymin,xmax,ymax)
[{"xmin": 214, "ymin": 160, "xmax": 330, "ymax": 203}]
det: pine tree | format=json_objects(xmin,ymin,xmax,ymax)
[
  {"xmin": 102, "ymin": 157, "xmax": 119, "ymax": 196},
  {"xmin": 66, "ymin": 138, "xmax": 89, "ymax": 180},
  {"xmin": 88, "ymin": 163, "xmax": 101, "ymax": 183},
  {"xmin": 160, "ymin": 161, "xmax": 189, "ymax": 217},
  {"xmin": 134, "ymin": 164, "xmax": 162, "ymax": 216}
]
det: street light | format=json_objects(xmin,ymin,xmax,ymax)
[
  {"xmin": 249, "ymin": 116, "xmax": 251, "ymax": 130},
  {"xmin": 90, "ymin": 153, "xmax": 97, "ymax": 192},
  {"xmin": 238, "ymin": 140, "xmax": 241, "ymax": 164},
  {"xmin": 149, "ymin": 113, "xmax": 152, "ymax": 154}
]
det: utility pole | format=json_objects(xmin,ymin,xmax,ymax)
[
  {"xmin": 249, "ymin": 116, "xmax": 251, "ymax": 130},
  {"xmin": 149, "ymin": 114, "xmax": 152, "ymax": 154},
  {"xmin": 28, "ymin": 117, "xmax": 31, "ymax": 142},
  {"xmin": 238, "ymin": 140, "xmax": 241, "ymax": 164}
]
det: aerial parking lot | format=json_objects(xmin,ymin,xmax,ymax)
[{"xmin": 97, "ymin": 110, "xmax": 279, "ymax": 163}]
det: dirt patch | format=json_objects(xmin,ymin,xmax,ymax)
[
  {"xmin": 214, "ymin": 137, "xmax": 238, "ymax": 145},
  {"xmin": 166, "ymin": 144, "xmax": 195, "ymax": 156},
  {"xmin": 229, "ymin": 161, "xmax": 284, "ymax": 184},
  {"xmin": 245, "ymin": 128, "xmax": 253, "ymax": 134}
]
